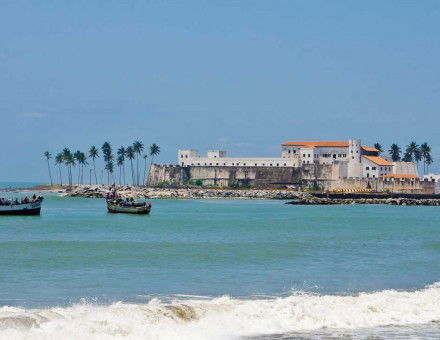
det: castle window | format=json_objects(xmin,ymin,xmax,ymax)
[
  {"xmin": 255, "ymin": 163, "xmax": 257, "ymax": 166},
  {"xmin": 197, "ymin": 163, "xmax": 200, "ymax": 165},
  {"xmin": 373, "ymin": 175, "xmax": 375, "ymax": 178},
  {"xmin": 263, "ymin": 163, "xmax": 265, "ymax": 166},
  {"xmin": 284, "ymin": 163, "xmax": 286, "ymax": 166},
  {"xmin": 243, "ymin": 163, "xmax": 246, "ymax": 166},
  {"xmin": 232, "ymin": 163, "xmax": 234, "ymax": 166},
  {"xmin": 288, "ymin": 150, "xmax": 291, "ymax": 153},
  {"xmin": 366, "ymin": 166, "xmax": 369, "ymax": 170},
  {"xmin": 216, "ymin": 163, "xmax": 219, "ymax": 166},
  {"xmin": 276, "ymin": 163, "xmax": 279, "ymax": 166},
  {"xmin": 372, "ymin": 167, "xmax": 376, "ymax": 170},
  {"xmin": 185, "ymin": 155, "xmax": 188, "ymax": 158},
  {"xmin": 209, "ymin": 163, "xmax": 212, "ymax": 166},
  {"xmin": 270, "ymin": 164, "xmax": 272, "ymax": 166},
  {"xmin": 303, "ymin": 154, "xmax": 306, "ymax": 157},
  {"xmin": 224, "ymin": 163, "xmax": 226, "ymax": 165},
  {"xmin": 293, "ymin": 150, "xmax": 296, "ymax": 153}
]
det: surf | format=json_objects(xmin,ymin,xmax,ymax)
[{"xmin": 1, "ymin": 282, "xmax": 439, "ymax": 340}]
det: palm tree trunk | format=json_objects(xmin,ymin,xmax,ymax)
[
  {"xmin": 136, "ymin": 156, "xmax": 139, "ymax": 185},
  {"xmin": 123, "ymin": 163, "xmax": 126, "ymax": 185},
  {"xmin": 59, "ymin": 166, "xmax": 63, "ymax": 186},
  {"xmin": 46, "ymin": 159, "xmax": 53, "ymax": 186},
  {"xmin": 130, "ymin": 159, "xmax": 134, "ymax": 185},
  {"xmin": 93, "ymin": 160, "xmax": 98, "ymax": 184}
]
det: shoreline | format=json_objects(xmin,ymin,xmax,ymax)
[{"xmin": 2, "ymin": 184, "xmax": 440, "ymax": 205}]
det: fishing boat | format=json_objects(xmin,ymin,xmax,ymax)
[
  {"xmin": 0, "ymin": 197, "xmax": 44, "ymax": 216},
  {"xmin": 106, "ymin": 199, "xmax": 152, "ymax": 214}
]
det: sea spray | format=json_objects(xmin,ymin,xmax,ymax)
[{"xmin": 1, "ymin": 283, "xmax": 440, "ymax": 340}]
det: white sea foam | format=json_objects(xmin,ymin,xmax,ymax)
[{"xmin": 1, "ymin": 283, "xmax": 439, "ymax": 340}]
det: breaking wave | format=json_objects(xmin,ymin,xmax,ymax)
[{"xmin": 1, "ymin": 283, "xmax": 440, "ymax": 340}]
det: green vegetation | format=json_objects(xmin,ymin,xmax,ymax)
[
  {"xmin": 388, "ymin": 142, "xmax": 433, "ymax": 175},
  {"xmin": 156, "ymin": 181, "xmax": 171, "ymax": 187},
  {"xmin": 43, "ymin": 141, "xmax": 160, "ymax": 186},
  {"xmin": 195, "ymin": 179, "xmax": 203, "ymax": 186},
  {"xmin": 374, "ymin": 143, "xmax": 383, "ymax": 155}
]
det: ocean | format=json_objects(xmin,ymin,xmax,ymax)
[
  {"xmin": 0, "ymin": 181, "xmax": 45, "ymax": 189},
  {"xmin": 0, "ymin": 192, "xmax": 439, "ymax": 339}
]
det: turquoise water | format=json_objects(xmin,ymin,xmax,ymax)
[
  {"xmin": 0, "ymin": 181, "xmax": 44, "ymax": 189},
  {"xmin": 0, "ymin": 195, "xmax": 439, "ymax": 339}
]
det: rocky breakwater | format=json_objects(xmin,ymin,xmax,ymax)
[
  {"xmin": 286, "ymin": 193, "xmax": 440, "ymax": 206},
  {"xmin": 65, "ymin": 185, "xmax": 304, "ymax": 200}
]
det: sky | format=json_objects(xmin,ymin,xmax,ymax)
[{"xmin": 1, "ymin": 0, "xmax": 439, "ymax": 182}]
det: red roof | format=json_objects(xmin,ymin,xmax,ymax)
[
  {"xmin": 363, "ymin": 156, "xmax": 393, "ymax": 166},
  {"xmin": 381, "ymin": 174, "xmax": 419, "ymax": 179},
  {"xmin": 282, "ymin": 141, "xmax": 378, "ymax": 152}
]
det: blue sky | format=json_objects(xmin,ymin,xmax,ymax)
[{"xmin": 1, "ymin": 0, "xmax": 439, "ymax": 181}]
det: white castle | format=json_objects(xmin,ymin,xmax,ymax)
[{"xmin": 178, "ymin": 139, "xmax": 418, "ymax": 180}]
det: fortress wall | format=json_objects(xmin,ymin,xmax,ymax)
[
  {"xmin": 331, "ymin": 178, "xmax": 435, "ymax": 194},
  {"xmin": 148, "ymin": 164, "xmax": 186, "ymax": 185},
  {"xmin": 148, "ymin": 164, "xmax": 435, "ymax": 193},
  {"xmin": 149, "ymin": 164, "xmax": 333, "ymax": 188}
]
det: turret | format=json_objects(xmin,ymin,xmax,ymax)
[{"xmin": 347, "ymin": 138, "xmax": 363, "ymax": 178}]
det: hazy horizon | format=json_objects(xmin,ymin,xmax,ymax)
[{"xmin": 1, "ymin": 1, "xmax": 439, "ymax": 182}]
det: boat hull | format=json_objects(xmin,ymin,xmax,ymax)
[
  {"xmin": 0, "ymin": 201, "xmax": 42, "ymax": 216},
  {"xmin": 107, "ymin": 202, "xmax": 151, "ymax": 214}
]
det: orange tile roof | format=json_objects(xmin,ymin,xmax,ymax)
[
  {"xmin": 281, "ymin": 141, "xmax": 378, "ymax": 152},
  {"xmin": 363, "ymin": 156, "xmax": 393, "ymax": 166},
  {"xmin": 381, "ymin": 174, "xmax": 419, "ymax": 179},
  {"xmin": 362, "ymin": 146, "xmax": 379, "ymax": 152}
]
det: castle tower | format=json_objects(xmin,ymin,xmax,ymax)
[{"xmin": 347, "ymin": 139, "xmax": 363, "ymax": 178}]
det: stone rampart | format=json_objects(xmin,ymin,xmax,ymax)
[{"xmin": 148, "ymin": 164, "xmax": 435, "ymax": 193}]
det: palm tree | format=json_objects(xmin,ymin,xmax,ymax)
[
  {"xmin": 117, "ymin": 155, "xmax": 124, "ymax": 185},
  {"xmin": 78, "ymin": 152, "xmax": 88, "ymax": 184},
  {"xmin": 55, "ymin": 153, "xmax": 64, "ymax": 185},
  {"xmin": 132, "ymin": 140, "xmax": 144, "ymax": 185},
  {"xmin": 388, "ymin": 144, "xmax": 401, "ymax": 162},
  {"xmin": 125, "ymin": 146, "xmax": 136, "ymax": 185},
  {"xmin": 402, "ymin": 151, "xmax": 412, "ymax": 162},
  {"xmin": 148, "ymin": 143, "xmax": 161, "ymax": 185},
  {"xmin": 64, "ymin": 152, "xmax": 75, "ymax": 186},
  {"xmin": 374, "ymin": 143, "xmax": 383, "ymax": 155},
  {"xmin": 117, "ymin": 147, "xmax": 126, "ymax": 185},
  {"xmin": 420, "ymin": 142, "xmax": 432, "ymax": 175},
  {"xmin": 405, "ymin": 141, "xmax": 419, "ymax": 162},
  {"xmin": 105, "ymin": 160, "xmax": 114, "ymax": 184},
  {"xmin": 414, "ymin": 148, "xmax": 422, "ymax": 169},
  {"xmin": 43, "ymin": 151, "xmax": 53, "ymax": 186},
  {"xmin": 62, "ymin": 148, "xmax": 73, "ymax": 186},
  {"xmin": 425, "ymin": 153, "xmax": 433, "ymax": 173},
  {"xmin": 74, "ymin": 151, "xmax": 82, "ymax": 184},
  {"xmin": 101, "ymin": 142, "xmax": 113, "ymax": 185},
  {"xmin": 89, "ymin": 146, "xmax": 99, "ymax": 184}
]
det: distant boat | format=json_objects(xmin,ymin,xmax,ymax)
[
  {"xmin": 106, "ymin": 200, "xmax": 152, "ymax": 214},
  {"xmin": 0, "ymin": 198, "xmax": 44, "ymax": 215}
]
